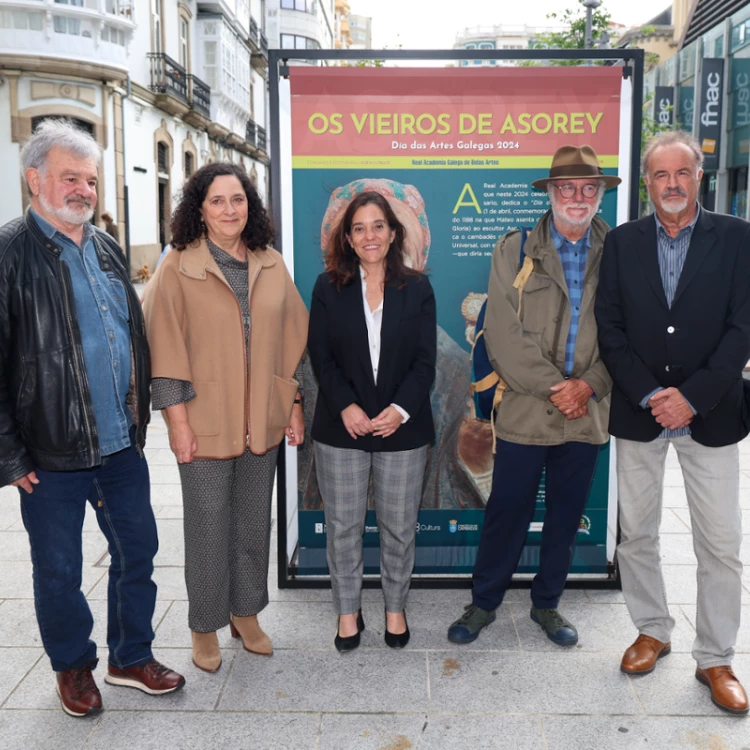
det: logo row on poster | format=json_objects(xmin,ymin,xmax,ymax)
[{"xmin": 313, "ymin": 517, "xmax": 593, "ymax": 536}]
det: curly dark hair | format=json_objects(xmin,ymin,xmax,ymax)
[
  {"xmin": 170, "ymin": 162, "xmax": 274, "ymax": 251},
  {"xmin": 325, "ymin": 191, "xmax": 416, "ymax": 288}
]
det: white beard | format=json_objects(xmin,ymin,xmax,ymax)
[
  {"xmin": 659, "ymin": 197, "xmax": 689, "ymax": 214},
  {"xmin": 39, "ymin": 193, "xmax": 94, "ymax": 225},
  {"xmin": 550, "ymin": 194, "xmax": 603, "ymax": 231}
]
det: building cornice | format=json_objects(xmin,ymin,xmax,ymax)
[{"xmin": 0, "ymin": 54, "xmax": 128, "ymax": 83}]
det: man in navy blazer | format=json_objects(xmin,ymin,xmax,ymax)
[{"xmin": 596, "ymin": 130, "xmax": 750, "ymax": 714}]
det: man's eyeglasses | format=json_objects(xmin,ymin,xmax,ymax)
[{"xmin": 550, "ymin": 183, "xmax": 600, "ymax": 199}]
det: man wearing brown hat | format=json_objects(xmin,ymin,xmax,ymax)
[{"xmin": 448, "ymin": 145, "xmax": 619, "ymax": 646}]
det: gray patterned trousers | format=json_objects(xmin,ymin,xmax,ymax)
[
  {"xmin": 178, "ymin": 447, "xmax": 278, "ymax": 632},
  {"xmin": 314, "ymin": 442, "xmax": 428, "ymax": 614}
]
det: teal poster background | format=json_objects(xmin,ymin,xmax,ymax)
[{"xmin": 293, "ymin": 166, "xmax": 617, "ymax": 576}]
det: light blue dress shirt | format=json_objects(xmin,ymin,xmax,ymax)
[{"xmin": 30, "ymin": 209, "xmax": 132, "ymax": 456}]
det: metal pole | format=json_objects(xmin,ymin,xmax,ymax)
[{"xmin": 583, "ymin": 0, "xmax": 601, "ymax": 66}]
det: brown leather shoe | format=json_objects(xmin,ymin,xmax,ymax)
[
  {"xmin": 696, "ymin": 666, "xmax": 750, "ymax": 714},
  {"xmin": 56, "ymin": 663, "xmax": 102, "ymax": 718},
  {"xmin": 104, "ymin": 659, "xmax": 185, "ymax": 695},
  {"xmin": 620, "ymin": 634, "xmax": 671, "ymax": 675}
]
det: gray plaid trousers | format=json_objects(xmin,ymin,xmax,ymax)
[{"xmin": 314, "ymin": 441, "xmax": 428, "ymax": 614}]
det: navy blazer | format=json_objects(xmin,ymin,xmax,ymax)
[
  {"xmin": 595, "ymin": 208, "xmax": 750, "ymax": 447},
  {"xmin": 308, "ymin": 270, "xmax": 436, "ymax": 452}
]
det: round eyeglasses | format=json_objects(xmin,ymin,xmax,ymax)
[{"xmin": 551, "ymin": 183, "xmax": 600, "ymax": 199}]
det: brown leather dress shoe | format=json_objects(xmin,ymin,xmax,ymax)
[
  {"xmin": 56, "ymin": 664, "xmax": 102, "ymax": 718},
  {"xmin": 104, "ymin": 659, "xmax": 185, "ymax": 695},
  {"xmin": 696, "ymin": 666, "xmax": 750, "ymax": 714},
  {"xmin": 620, "ymin": 634, "xmax": 671, "ymax": 674}
]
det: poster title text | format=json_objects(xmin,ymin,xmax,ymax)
[{"xmin": 307, "ymin": 111, "xmax": 605, "ymax": 136}]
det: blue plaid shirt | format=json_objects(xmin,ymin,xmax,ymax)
[{"xmin": 550, "ymin": 219, "xmax": 591, "ymax": 377}]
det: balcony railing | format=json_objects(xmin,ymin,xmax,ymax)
[
  {"xmin": 246, "ymin": 118, "xmax": 257, "ymax": 147},
  {"xmin": 188, "ymin": 74, "xmax": 211, "ymax": 118},
  {"xmin": 257, "ymin": 126, "xmax": 267, "ymax": 152},
  {"xmin": 148, "ymin": 53, "xmax": 188, "ymax": 103},
  {"xmin": 249, "ymin": 16, "xmax": 259, "ymax": 46}
]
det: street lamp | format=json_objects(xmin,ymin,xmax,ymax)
[{"xmin": 583, "ymin": 0, "xmax": 602, "ymax": 50}]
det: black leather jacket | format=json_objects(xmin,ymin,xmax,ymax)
[{"xmin": 0, "ymin": 212, "xmax": 151, "ymax": 486}]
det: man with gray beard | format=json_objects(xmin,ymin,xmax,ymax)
[
  {"xmin": 0, "ymin": 120, "xmax": 184, "ymax": 718},
  {"xmin": 448, "ymin": 145, "xmax": 619, "ymax": 646},
  {"xmin": 596, "ymin": 130, "xmax": 750, "ymax": 714}
]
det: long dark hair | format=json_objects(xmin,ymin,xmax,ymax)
[
  {"xmin": 170, "ymin": 162, "xmax": 274, "ymax": 251},
  {"xmin": 325, "ymin": 191, "xmax": 415, "ymax": 288}
]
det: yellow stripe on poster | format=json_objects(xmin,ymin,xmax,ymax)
[{"xmin": 292, "ymin": 155, "xmax": 620, "ymax": 169}]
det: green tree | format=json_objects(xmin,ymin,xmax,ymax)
[{"xmin": 525, "ymin": 0, "xmax": 612, "ymax": 65}]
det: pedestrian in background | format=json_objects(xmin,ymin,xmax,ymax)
[{"xmin": 101, "ymin": 210, "xmax": 119, "ymax": 244}]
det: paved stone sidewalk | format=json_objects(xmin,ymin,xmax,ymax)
[{"xmin": 1, "ymin": 410, "xmax": 749, "ymax": 749}]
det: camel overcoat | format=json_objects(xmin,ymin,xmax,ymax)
[{"xmin": 143, "ymin": 239, "xmax": 308, "ymax": 457}]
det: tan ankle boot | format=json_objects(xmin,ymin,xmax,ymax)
[
  {"xmin": 191, "ymin": 630, "xmax": 222, "ymax": 672},
  {"xmin": 230, "ymin": 614, "xmax": 273, "ymax": 655}
]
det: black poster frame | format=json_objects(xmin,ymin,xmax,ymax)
[{"xmin": 270, "ymin": 47, "xmax": 645, "ymax": 589}]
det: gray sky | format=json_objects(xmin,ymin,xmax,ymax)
[{"xmin": 350, "ymin": 0, "xmax": 670, "ymax": 50}]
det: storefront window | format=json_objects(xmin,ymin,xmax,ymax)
[
  {"xmin": 729, "ymin": 166, "xmax": 748, "ymax": 217},
  {"xmin": 677, "ymin": 79, "xmax": 695, "ymax": 132}
]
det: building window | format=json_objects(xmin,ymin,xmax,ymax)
[
  {"xmin": 158, "ymin": 142, "xmax": 168, "ymax": 173},
  {"xmin": 281, "ymin": 0, "xmax": 314, "ymax": 12},
  {"xmin": 180, "ymin": 18, "xmax": 189, "ymax": 69},
  {"xmin": 0, "ymin": 10, "xmax": 43, "ymax": 29},
  {"xmin": 203, "ymin": 39, "xmax": 217, "ymax": 88},
  {"xmin": 200, "ymin": 20, "xmax": 250, "ymax": 106},
  {"xmin": 152, "ymin": 0, "xmax": 163, "ymax": 54},
  {"xmin": 102, "ymin": 25, "xmax": 125, "ymax": 45},
  {"xmin": 280, "ymin": 33, "xmax": 320, "ymax": 49},
  {"xmin": 32, "ymin": 115, "xmax": 93, "ymax": 136},
  {"xmin": 184, "ymin": 151, "xmax": 194, "ymax": 178}
]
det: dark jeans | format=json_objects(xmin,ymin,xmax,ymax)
[
  {"xmin": 472, "ymin": 438, "xmax": 599, "ymax": 612},
  {"xmin": 19, "ymin": 432, "xmax": 158, "ymax": 672}
]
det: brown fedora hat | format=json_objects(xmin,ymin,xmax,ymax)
[{"xmin": 531, "ymin": 145, "xmax": 621, "ymax": 190}]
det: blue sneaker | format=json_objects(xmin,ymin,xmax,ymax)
[
  {"xmin": 447, "ymin": 604, "xmax": 497, "ymax": 644},
  {"xmin": 530, "ymin": 606, "xmax": 578, "ymax": 646}
]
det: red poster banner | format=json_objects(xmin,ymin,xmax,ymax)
[{"xmin": 290, "ymin": 67, "xmax": 622, "ymax": 165}]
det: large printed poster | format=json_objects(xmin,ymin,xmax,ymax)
[{"xmin": 288, "ymin": 67, "xmax": 623, "ymax": 577}]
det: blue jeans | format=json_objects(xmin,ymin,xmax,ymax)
[
  {"xmin": 19, "ymin": 432, "xmax": 158, "ymax": 672},
  {"xmin": 472, "ymin": 438, "xmax": 599, "ymax": 612}
]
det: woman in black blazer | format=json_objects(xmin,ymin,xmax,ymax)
[{"xmin": 308, "ymin": 191, "xmax": 436, "ymax": 653}]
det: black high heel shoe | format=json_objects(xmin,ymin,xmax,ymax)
[
  {"xmin": 334, "ymin": 611, "xmax": 365, "ymax": 653},
  {"xmin": 384, "ymin": 610, "xmax": 410, "ymax": 649}
]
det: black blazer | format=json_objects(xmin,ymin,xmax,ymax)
[
  {"xmin": 308, "ymin": 270, "xmax": 436, "ymax": 452},
  {"xmin": 595, "ymin": 208, "xmax": 750, "ymax": 447}
]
